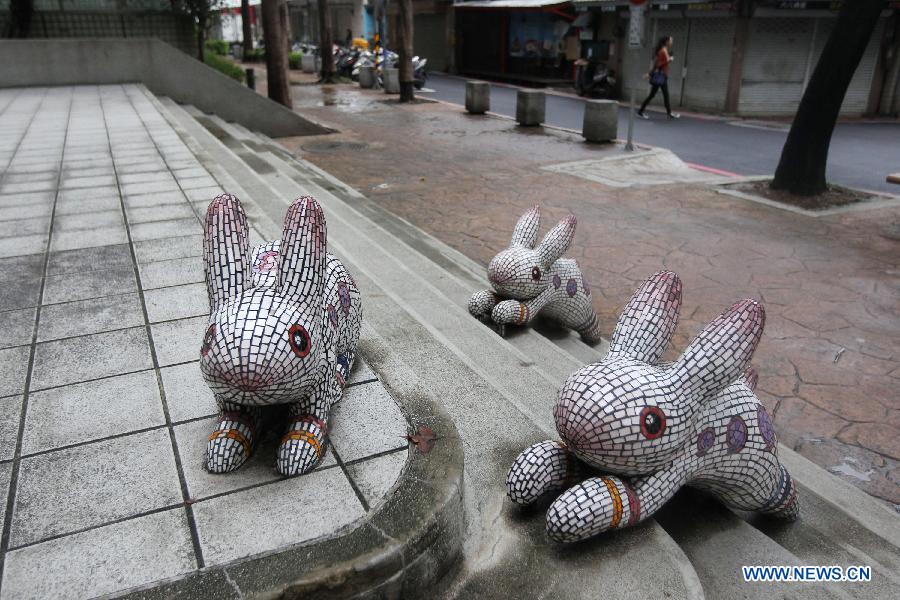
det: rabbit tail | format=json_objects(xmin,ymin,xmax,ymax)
[{"xmin": 576, "ymin": 312, "xmax": 604, "ymax": 346}]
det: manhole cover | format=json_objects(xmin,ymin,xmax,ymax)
[{"xmin": 302, "ymin": 141, "xmax": 368, "ymax": 153}]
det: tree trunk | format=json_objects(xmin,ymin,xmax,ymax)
[
  {"xmin": 262, "ymin": 0, "xmax": 292, "ymax": 107},
  {"xmin": 771, "ymin": 0, "xmax": 886, "ymax": 195},
  {"xmin": 317, "ymin": 0, "xmax": 335, "ymax": 82},
  {"xmin": 397, "ymin": 0, "xmax": 415, "ymax": 102},
  {"xmin": 241, "ymin": 0, "xmax": 253, "ymax": 54}
]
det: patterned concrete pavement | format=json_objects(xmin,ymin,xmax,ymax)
[
  {"xmin": 0, "ymin": 85, "xmax": 407, "ymax": 598},
  {"xmin": 277, "ymin": 82, "xmax": 900, "ymax": 508}
]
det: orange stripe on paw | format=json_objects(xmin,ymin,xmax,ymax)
[
  {"xmin": 281, "ymin": 430, "xmax": 322, "ymax": 458},
  {"xmin": 208, "ymin": 428, "xmax": 253, "ymax": 457},
  {"xmin": 601, "ymin": 477, "xmax": 623, "ymax": 529}
]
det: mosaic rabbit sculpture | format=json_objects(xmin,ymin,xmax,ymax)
[
  {"xmin": 468, "ymin": 205, "xmax": 603, "ymax": 344},
  {"xmin": 200, "ymin": 194, "xmax": 362, "ymax": 477},
  {"xmin": 507, "ymin": 271, "xmax": 799, "ymax": 542}
]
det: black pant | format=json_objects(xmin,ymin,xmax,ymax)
[{"xmin": 639, "ymin": 81, "xmax": 672, "ymax": 115}]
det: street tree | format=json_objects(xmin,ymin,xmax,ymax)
[
  {"xmin": 241, "ymin": 0, "xmax": 253, "ymax": 55},
  {"xmin": 261, "ymin": 0, "xmax": 292, "ymax": 107},
  {"xmin": 396, "ymin": 0, "xmax": 415, "ymax": 102},
  {"xmin": 172, "ymin": 0, "xmax": 223, "ymax": 62},
  {"xmin": 317, "ymin": 0, "xmax": 336, "ymax": 83},
  {"xmin": 771, "ymin": 0, "xmax": 887, "ymax": 196}
]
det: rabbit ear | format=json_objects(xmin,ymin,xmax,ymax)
[
  {"xmin": 670, "ymin": 299, "xmax": 765, "ymax": 401},
  {"xmin": 537, "ymin": 215, "xmax": 576, "ymax": 266},
  {"xmin": 204, "ymin": 194, "xmax": 251, "ymax": 313},
  {"xmin": 607, "ymin": 271, "xmax": 682, "ymax": 363},
  {"xmin": 511, "ymin": 205, "xmax": 541, "ymax": 248},
  {"xmin": 278, "ymin": 196, "xmax": 326, "ymax": 301}
]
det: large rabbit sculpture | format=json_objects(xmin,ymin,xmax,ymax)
[
  {"xmin": 468, "ymin": 205, "xmax": 603, "ymax": 344},
  {"xmin": 200, "ymin": 194, "xmax": 362, "ymax": 477},
  {"xmin": 507, "ymin": 271, "xmax": 799, "ymax": 542}
]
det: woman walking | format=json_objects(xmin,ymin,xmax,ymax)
[{"xmin": 637, "ymin": 36, "xmax": 680, "ymax": 120}]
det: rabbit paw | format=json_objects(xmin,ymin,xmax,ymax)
[
  {"xmin": 507, "ymin": 441, "xmax": 581, "ymax": 506},
  {"xmin": 492, "ymin": 299, "xmax": 529, "ymax": 326},
  {"xmin": 277, "ymin": 417, "xmax": 327, "ymax": 477},
  {"xmin": 546, "ymin": 476, "xmax": 639, "ymax": 542},
  {"xmin": 206, "ymin": 410, "xmax": 259, "ymax": 474},
  {"xmin": 468, "ymin": 290, "xmax": 499, "ymax": 319}
]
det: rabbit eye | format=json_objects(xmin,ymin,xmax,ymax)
[
  {"xmin": 640, "ymin": 406, "xmax": 666, "ymax": 439},
  {"xmin": 289, "ymin": 324, "xmax": 311, "ymax": 357},
  {"xmin": 201, "ymin": 324, "xmax": 216, "ymax": 357},
  {"xmin": 531, "ymin": 267, "xmax": 542, "ymax": 281}
]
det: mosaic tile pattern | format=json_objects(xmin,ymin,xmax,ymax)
[
  {"xmin": 507, "ymin": 271, "xmax": 799, "ymax": 542},
  {"xmin": 468, "ymin": 205, "xmax": 602, "ymax": 344},
  {"xmin": 201, "ymin": 194, "xmax": 363, "ymax": 477}
]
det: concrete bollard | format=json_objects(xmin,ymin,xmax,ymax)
[
  {"xmin": 301, "ymin": 54, "xmax": 316, "ymax": 74},
  {"xmin": 582, "ymin": 99, "xmax": 618, "ymax": 143},
  {"xmin": 465, "ymin": 81, "xmax": 490, "ymax": 114},
  {"xmin": 384, "ymin": 68, "xmax": 400, "ymax": 94},
  {"xmin": 358, "ymin": 66, "xmax": 375, "ymax": 89},
  {"xmin": 516, "ymin": 90, "xmax": 545, "ymax": 126},
  {"xmin": 245, "ymin": 68, "xmax": 255, "ymax": 91}
]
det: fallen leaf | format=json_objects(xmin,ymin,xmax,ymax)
[{"xmin": 405, "ymin": 426, "xmax": 437, "ymax": 453}]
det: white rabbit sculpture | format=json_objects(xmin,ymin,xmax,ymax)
[
  {"xmin": 200, "ymin": 194, "xmax": 362, "ymax": 477},
  {"xmin": 507, "ymin": 271, "xmax": 799, "ymax": 542},
  {"xmin": 468, "ymin": 205, "xmax": 603, "ymax": 344}
]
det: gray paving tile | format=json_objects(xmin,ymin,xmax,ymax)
[
  {"xmin": 161, "ymin": 361, "xmax": 216, "ymax": 422},
  {"xmin": 23, "ymin": 370, "xmax": 164, "ymax": 455},
  {"xmin": 151, "ymin": 315, "xmax": 206, "ymax": 366},
  {"xmin": 38, "ymin": 293, "xmax": 144, "ymax": 342},
  {"xmin": 121, "ymin": 180, "xmax": 180, "ymax": 196},
  {"xmin": 124, "ymin": 190, "xmax": 186, "ymax": 209},
  {"xmin": 0, "ymin": 253, "xmax": 43, "ymax": 281},
  {"xmin": 129, "ymin": 217, "xmax": 200, "ymax": 242},
  {"xmin": 57, "ymin": 185, "xmax": 118, "ymax": 204},
  {"xmin": 0, "ymin": 395, "xmax": 23, "ymax": 461},
  {"xmin": 126, "ymin": 203, "xmax": 196, "ymax": 224},
  {"xmin": 0, "ymin": 461, "xmax": 10, "ymax": 533},
  {"xmin": 0, "ymin": 180, "xmax": 56, "ymax": 194},
  {"xmin": 0, "ymin": 346, "xmax": 30, "ymax": 397},
  {"xmin": 60, "ymin": 174, "xmax": 116, "ymax": 189},
  {"xmin": 178, "ymin": 175, "xmax": 219, "ymax": 190},
  {"xmin": 133, "ymin": 234, "xmax": 203, "ymax": 264},
  {"xmin": 0, "ymin": 277, "xmax": 41, "ymax": 311},
  {"xmin": 184, "ymin": 185, "xmax": 223, "ymax": 202},
  {"xmin": 118, "ymin": 171, "xmax": 177, "ymax": 186},
  {"xmin": 62, "ymin": 166, "xmax": 113, "ymax": 178},
  {"xmin": 46, "ymin": 243, "xmax": 132, "ymax": 276},
  {"xmin": 0, "ymin": 190, "xmax": 54, "ymax": 209},
  {"xmin": 10, "ymin": 428, "xmax": 182, "ymax": 547},
  {"xmin": 345, "ymin": 449, "xmax": 407, "ymax": 509},
  {"xmin": 31, "ymin": 327, "xmax": 153, "ymax": 390},
  {"xmin": 329, "ymin": 383, "xmax": 408, "ymax": 462},
  {"xmin": 144, "ymin": 283, "xmax": 207, "ymax": 323},
  {"xmin": 0, "ymin": 233, "xmax": 46, "ymax": 258},
  {"xmin": 193, "ymin": 465, "xmax": 363, "ymax": 565},
  {"xmin": 139, "ymin": 255, "xmax": 204, "ymax": 289},
  {"xmin": 43, "ymin": 265, "xmax": 136, "ymax": 305},
  {"xmin": 0, "ymin": 202, "xmax": 52, "ymax": 222},
  {"xmin": 0, "ymin": 216, "xmax": 50, "ymax": 239},
  {"xmin": 1, "ymin": 508, "xmax": 195, "ymax": 600},
  {"xmin": 172, "ymin": 167, "xmax": 208, "ymax": 179},
  {"xmin": 50, "ymin": 225, "xmax": 127, "ymax": 252},
  {"xmin": 53, "ymin": 209, "xmax": 123, "ymax": 232},
  {"xmin": 0, "ymin": 307, "xmax": 35, "ymax": 349}
]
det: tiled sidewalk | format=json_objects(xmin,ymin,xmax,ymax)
[{"xmin": 0, "ymin": 85, "xmax": 408, "ymax": 599}]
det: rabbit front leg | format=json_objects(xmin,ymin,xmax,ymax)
[
  {"xmin": 507, "ymin": 440, "xmax": 584, "ymax": 506},
  {"xmin": 206, "ymin": 400, "xmax": 262, "ymax": 474},
  {"xmin": 545, "ymin": 464, "xmax": 687, "ymax": 542},
  {"xmin": 468, "ymin": 289, "xmax": 500, "ymax": 321},
  {"xmin": 276, "ymin": 364, "xmax": 344, "ymax": 477},
  {"xmin": 491, "ymin": 286, "xmax": 555, "ymax": 328}
]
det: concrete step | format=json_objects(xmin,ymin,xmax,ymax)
[
  {"xmin": 156, "ymin": 94, "xmax": 900, "ymax": 600},
  {"xmin": 156, "ymin": 98, "xmax": 706, "ymax": 599}
]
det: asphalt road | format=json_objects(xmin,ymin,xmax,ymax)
[{"xmin": 420, "ymin": 73, "xmax": 900, "ymax": 194}]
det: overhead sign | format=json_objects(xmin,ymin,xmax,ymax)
[{"xmin": 628, "ymin": 3, "xmax": 646, "ymax": 49}]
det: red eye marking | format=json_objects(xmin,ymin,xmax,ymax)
[
  {"xmin": 640, "ymin": 406, "xmax": 666, "ymax": 439},
  {"xmin": 531, "ymin": 266, "xmax": 542, "ymax": 281},
  {"xmin": 289, "ymin": 324, "xmax": 311, "ymax": 357}
]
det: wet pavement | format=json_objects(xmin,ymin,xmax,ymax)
[{"xmin": 276, "ymin": 81, "xmax": 900, "ymax": 508}]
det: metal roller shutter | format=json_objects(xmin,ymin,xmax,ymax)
[
  {"xmin": 681, "ymin": 17, "xmax": 735, "ymax": 111},
  {"xmin": 811, "ymin": 18, "xmax": 884, "ymax": 115},
  {"xmin": 414, "ymin": 13, "xmax": 447, "ymax": 72},
  {"xmin": 739, "ymin": 18, "xmax": 813, "ymax": 115}
]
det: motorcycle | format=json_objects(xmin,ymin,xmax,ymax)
[{"xmin": 574, "ymin": 59, "xmax": 616, "ymax": 98}]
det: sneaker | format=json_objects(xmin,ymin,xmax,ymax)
[
  {"xmin": 636, "ymin": 111, "xmax": 649, "ymax": 120},
  {"xmin": 668, "ymin": 113, "xmax": 681, "ymax": 119}
]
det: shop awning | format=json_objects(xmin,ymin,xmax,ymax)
[{"xmin": 453, "ymin": 0, "xmax": 570, "ymax": 8}]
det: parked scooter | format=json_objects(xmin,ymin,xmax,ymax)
[{"xmin": 574, "ymin": 59, "xmax": 616, "ymax": 98}]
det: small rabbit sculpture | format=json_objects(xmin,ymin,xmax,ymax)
[
  {"xmin": 200, "ymin": 194, "xmax": 362, "ymax": 477},
  {"xmin": 468, "ymin": 205, "xmax": 602, "ymax": 344},
  {"xmin": 507, "ymin": 271, "xmax": 799, "ymax": 542}
]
